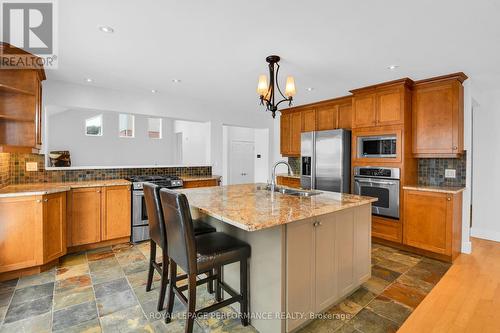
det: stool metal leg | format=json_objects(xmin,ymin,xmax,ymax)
[
  {"xmin": 240, "ymin": 259, "xmax": 249, "ymax": 326},
  {"xmin": 146, "ymin": 240, "xmax": 156, "ymax": 292}
]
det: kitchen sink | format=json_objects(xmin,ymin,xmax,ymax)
[{"xmin": 257, "ymin": 185, "xmax": 321, "ymax": 197}]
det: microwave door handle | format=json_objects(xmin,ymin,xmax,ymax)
[{"xmin": 356, "ymin": 180, "xmax": 397, "ymax": 186}]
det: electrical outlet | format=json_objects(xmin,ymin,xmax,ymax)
[
  {"xmin": 445, "ymin": 169, "xmax": 456, "ymax": 178},
  {"xmin": 26, "ymin": 162, "xmax": 38, "ymax": 172}
]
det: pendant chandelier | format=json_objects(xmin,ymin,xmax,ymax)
[{"xmin": 257, "ymin": 55, "xmax": 296, "ymax": 118}]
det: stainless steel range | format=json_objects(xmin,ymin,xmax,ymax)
[
  {"xmin": 353, "ymin": 166, "xmax": 400, "ymax": 219},
  {"xmin": 127, "ymin": 175, "xmax": 183, "ymax": 243}
]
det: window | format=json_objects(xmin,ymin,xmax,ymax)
[
  {"xmin": 85, "ymin": 115, "xmax": 103, "ymax": 136},
  {"xmin": 148, "ymin": 118, "xmax": 162, "ymax": 139},
  {"xmin": 119, "ymin": 114, "xmax": 135, "ymax": 138}
]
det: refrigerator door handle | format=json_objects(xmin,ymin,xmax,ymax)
[{"xmin": 311, "ymin": 131, "xmax": 316, "ymax": 190}]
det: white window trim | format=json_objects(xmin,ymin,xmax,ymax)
[
  {"xmin": 119, "ymin": 114, "xmax": 135, "ymax": 138},
  {"xmin": 148, "ymin": 117, "xmax": 162, "ymax": 139},
  {"xmin": 85, "ymin": 114, "xmax": 103, "ymax": 136}
]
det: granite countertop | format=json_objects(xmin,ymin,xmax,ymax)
[
  {"xmin": 178, "ymin": 183, "xmax": 377, "ymax": 232},
  {"xmin": 0, "ymin": 179, "xmax": 131, "ymax": 198},
  {"xmin": 276, "ymin": 173, "xmax": 301, "ymax": 179},
  {"xmin": 402, "ymin": 185, "xmax": 465, "ymax": 194},
  {"xmin": 181, "ymin": 175, "xmax": 222, "ymax": 181}
]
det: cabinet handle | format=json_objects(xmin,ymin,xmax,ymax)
[
  {"xmin": 453, "ymin": 146, "xmax": 458, "ymax": 150},
  {"xmin": 97, "ymin": 190, "xmax": 101, "ymax": 193},
  {"xmin": 36, "ymin": 199, "xmax": 42, "ymax": 203},
  {"xmin": 43, "ymin": 198, "xmax": 48, "ymax": 202},
  {"xmin": 447, "ymin": 197, "xmax": 451, "ymax": 201}
]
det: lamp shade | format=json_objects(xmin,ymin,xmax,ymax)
[
  {"xmin": 285, "ymin": 76, "xmax": 296, "ymax": 97},
  {"xmin": 257, "ymin": 74, "xmax": 268, "ymax": 96}
]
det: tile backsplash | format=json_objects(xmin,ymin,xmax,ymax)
[
  {"xmin": 0, "ymin": 153, "xmax": 10, "ymax": 188},
  {"xmin": 287, "ymin": 157, "xmax": 300, "ymax": 175},
  {"xmin": 418, "ymin": 152, "xmax": 466, "ymax": 187},
  {"xmin": 8, "ymin": 153, "xmax": 212, "ymax": 184}
]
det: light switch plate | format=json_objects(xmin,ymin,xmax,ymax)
[
  {"xmin": 445, "ymin": 169, "xmax": 456, "ymax": 178},
  {"xmin": 26, "ymin": 162, "xmax": 38, "ymax": 172}
]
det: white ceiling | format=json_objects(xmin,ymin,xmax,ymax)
[{"xmin": 50, "ymin": 0, "xmax": 500, "ymax": 114}]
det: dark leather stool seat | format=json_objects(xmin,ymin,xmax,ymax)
[
  {"xmin": 193, "ymin": 219, "xmax": 216, "ymax": 236},
  {"xmin": 195, "ymin": 232, "xmax": 250, "ymax": 273}
]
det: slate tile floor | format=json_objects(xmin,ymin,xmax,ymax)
[{"xmin": 0, "ymin": 242, "xmax": 450, "ymax": 333}]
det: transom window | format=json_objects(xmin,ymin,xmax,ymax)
[
  {"xmin": 148, "ymin": 118, "xmax": 162, "ymax": 139},
  {"xmin": 119, "ymin": 114, "xmax": 135, "ymax": 138}
]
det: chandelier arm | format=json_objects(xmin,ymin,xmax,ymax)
[
  {"xmin": 274, "ymin": 63, "xmax": 288, "ymax": 100},
  {"xmin": 275, "ymin": 97, "xmax": 293, "ymax": 108}
]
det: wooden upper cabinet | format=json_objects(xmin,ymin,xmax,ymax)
[
  {"xmin": 43, "ymin": 192, "xmax": 66, "ymax": 262},
  {"xmin": 301, "ymin": 109, "xmax": 316, "ymax": 132},
  {"xmin": 337, "ymin": 103, "xmax": 352, "ymax": 129},
  {"xmin": 316, "ymin": 104, "xmax": 338, "ymax": 131},
  {"xmin": 102, "ymin": 185, "xmax": 131, "ymax": 241},
  {"xmin": 352, "ymin": 93, "xmax": 377, "ymax": 128},
  {"xmin": 280, "ymin": 113, "xmax": 291, "ymax": 155},
  {"xmin": 412, "ymin": 73, "xmax": 466, "ymax": 157},
  {"xmin": 68, "ymin": 187, "xmax": 102, "ymax": 246},
  {"xmin": 376, "ymin": 87, "xmax": 404, "ymax": 126},
  {"xmin": 289, "ymin": 112, "xmax": 302, "ymax": 156}
]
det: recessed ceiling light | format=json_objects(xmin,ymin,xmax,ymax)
[
  {"xmin": 151, "ymin": 89, "xmax": 158, "ymax": 93},
  {"xmin": 98, "ymin": 26, "xmax": 114, "ymax": 33},
  {"xmin": 84, "ymin": 78, "xmax": 93, "ymax": 83},
  {"xmin": 306, "ymin": 87, "xmax": 314, "ymax": 92},
  {"xmin": 172, "ymin": 79, "xmax": 181, "ymax": 83},
  {"xmin": 387, "ymin": 65, "xmax": 399, "ymax": 70}
]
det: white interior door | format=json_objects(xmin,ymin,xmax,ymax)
[{"xmin": 229, "ymin": 140, "xmax": 255, "ymax": 184}]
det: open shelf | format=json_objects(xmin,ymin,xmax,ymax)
[{"xmin": 0, "ymin": 83, "xmax": 35, "ymax": 96}]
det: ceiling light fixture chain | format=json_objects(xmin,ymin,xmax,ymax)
[{"xmin": 257, "ymin": 55, "xmax": 296, "ymax": 118}]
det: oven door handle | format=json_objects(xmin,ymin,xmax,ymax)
[{"xmin": 355, "ymin": 179, "xmax": 397, "ymax": 186}]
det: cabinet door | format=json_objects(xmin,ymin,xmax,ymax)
[
  {"xmin": 280, "ymin": 113, "xmax": 291, "ymax": 155},
  {"xmin": 102, "ymin": 185, "xmax": 131, "ymax": 241},
  {"xmin": 336, "ymin": 209, "xmax": 356, "ymax": 297},
  {"xmin": 302, "ymin": 109, "xmax": 316, "ymax": 132},
  {"xmin": 352, "ymin": 93, "xmax": 377, "ymax": 128},
  {"xmin": 377, "ymin": 87, "xmax": 403, "ymax": 126},
  {"xmin": 315, "ymin": 215, "xmax": 337, "ymax": 312},
  {"xmin": 0, "ymin": 196, "xmax": 43, "ymax": 272},
  {"xmin": 412, "ymin": 81, "xmax": 463, "ymax": 156},
  {"xmin": 403, "ymin": 190, "xmax": 451, "ymax": 255},
  {"xmin": 43, "ymin": 192, "xmax": 67, "ymax": 262},
  {"xmin": 316, "ymin": 105, "xmax": 338, "ymax": 131},
  {"xmin": 286, "ymin": 219, "xmax": 315, "ymax": 332},
  {"xmin": 289, "ymin": 112, "xmax": 302, "ymax": 156},
  {"xmin": 338, "ymin": 103, "xmax": 352, "ymax": 129},
  {"xmin": 68, "ymin": 187, "xmax": 102, "ymax": 246}
]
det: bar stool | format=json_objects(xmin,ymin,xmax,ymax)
[
  {"xmin": 159, "ymin": 188, "xmax": 250, "ymax": 333},
  {"xmin": 143, "ymin": 183, "xmax": 216, "ymax": 311}
]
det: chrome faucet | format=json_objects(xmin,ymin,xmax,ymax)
[{"xmin": 270, "ymin": 160, "xmax": 294, "ymax": 193}]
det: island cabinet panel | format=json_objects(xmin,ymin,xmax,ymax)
[
  {"xmin": 352, "ymin": 93, "xmax": 377, "ymax": 128},
  {"xmin": 68, "ymin": 187, "xmax": 102, "ymax": 246},
  {"xmin": 354, "ymin": 205, "xmax": 372, "ymax": 281},
  {"xmin": 43, "ymin": 192, "xmax": 67, "ymax": 263},
  {"xmin": 314, "ymin": 214, "xmax": 338, "ymax": 312},
  {"xmin": 412, "ymin": 76, "xmax": 464, "ymax": 157},
  {"xmin": 301, "ymin": 108, "xmax": 317, "ymax": 132},
  {"xmin": 101, "ymin": 185, "xmax": 131, "ymax": 241},
  {"xmin": 336, "ymin": 209, "xmax": 356, "ymax": 296},
  {"xmin": 286, "ymin": 219, "xmax": 315, "ymax": 332},
  {"xmin": 0, "ymin": 196, "xmax": 43, "ymax": 273}
]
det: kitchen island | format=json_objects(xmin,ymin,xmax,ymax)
[{"xmin": 179, "ymin": 183, "xmax": 377, "ymax": 333}]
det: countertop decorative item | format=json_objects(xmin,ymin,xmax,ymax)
[{"xmin": 49, "ymin": 151, "xmax": 71, "ymax": 167}]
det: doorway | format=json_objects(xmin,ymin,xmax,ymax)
[{"xmin": 229, "ymin": 141, "xmax": 255, "ymax": 184}]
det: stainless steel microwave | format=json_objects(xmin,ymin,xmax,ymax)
[{"xmin": 357, "ymin": 135, "xmax": 397, "ymax": 158}]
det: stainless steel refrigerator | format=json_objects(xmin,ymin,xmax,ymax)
[{"xmin": 300, "ymin": 129, "xmax": 351, "ymax": 193}]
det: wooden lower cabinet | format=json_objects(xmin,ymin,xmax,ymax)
[
  {"xmin": 102, "ymin": 186, "xmax": 131, "ymax": 241},
  {"xmin": 0, "ymin": 192, "xmax": 66, "ymax": 274},
  {"xmin": 183, "ymin": 179, "xmax": 219, "ymax": 188},
  {"xmin": 286, "ymin": 205, "xmax": 371, "ymax": 331},
  {"xmin": 276, "ymin": 175, "xmax": 301, "ymax": 188},
  {"xmin": 403, "ymin": 189, "xmax": 462, "ymax": 260},
  {"xmin": 68, "ymin": 185, "xmax": 131, "ymax": 247},
  {"xmin": 372, "ymin": 216, "xmax": 402, "ymax": 243}
]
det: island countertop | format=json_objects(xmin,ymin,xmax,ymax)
[{"xmin": 178, "ymin": 183, "xmax": 377, "ymax": 231}]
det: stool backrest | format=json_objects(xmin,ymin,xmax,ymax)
[
  {"xmin": 143, "ymin": 183, "xmax": 167, "ymax": 250},
  {"xmin": 159, "ymin": 188, "xmax": 197, "ymax": 274}
]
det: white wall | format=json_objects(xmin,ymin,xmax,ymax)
[
  {"xmin": 173, "ymin": 120, "xmax": 210, "ymax": 165},
  {"xmin": 471, "ymin": 87, "xmax": 500, "ymax": 242},
  {"xmin": 42, "ymin": 80, "xmax": 278, "ymax": 176}
]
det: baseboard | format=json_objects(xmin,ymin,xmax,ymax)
[{"xmin": 470, "ymin": 227, "xmax": 500, "ymax": 243}]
